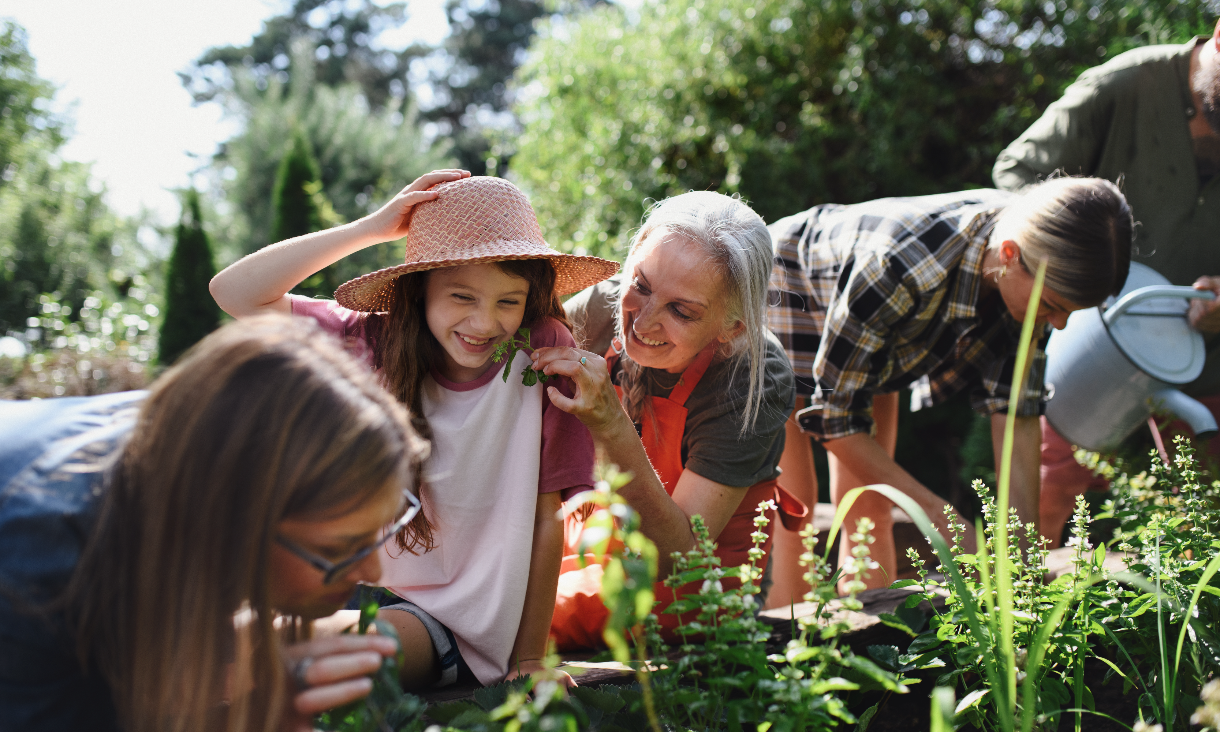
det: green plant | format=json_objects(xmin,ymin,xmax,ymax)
[
  {"xmin": 1088, "ymin": 438, "xmax": 1220, "ymax": 730},
  {"xmin": 491, "ymin": 328, "xmax": 554, "ymax": 386},
  {"xmin": 315, "ymin": 588, "xmax": 427, "ymax": 732},
  {"xmin": 648, "ymin": 510, "xmax": 904, "ymax": 731},
  {"xmin": 899, "ymin": 488, "xmax": 1117, "ymax": 731},
  {"xmin": 158, "ymin": 188, "xmax": 220, "ymax": 366},
  {"xmin": 423, "ymin": 654, "xmax": 598, "ymax": 732}
]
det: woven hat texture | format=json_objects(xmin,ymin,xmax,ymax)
[{"xmin": 335, "ymin": 176, "xmax": 618, "ymax": 312}]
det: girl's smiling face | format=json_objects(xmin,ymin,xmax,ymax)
[
  {"xmin": 424, "ymin": 263, "xmax": 530, "ymax": 382},
  {"xmin": 620, "ymin": 230, "xmax": 740, "ymax": 373}
]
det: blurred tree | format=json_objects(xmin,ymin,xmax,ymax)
[
  {"xmin": 0, "ymin": 20, "xmax": 150, "ymax": 336},
  {"xmin": 425, "ymin": 0, "xmax": 606, "ymax": 173},
  {"xmin": 271, "ymin": 128, "xmax": 327, "ymax": 242},
  {"xmin": 159, "ymin": 189, "xmax": 220, "ymax": 366},
  {"xmin": 201, "ymin": 38, "xmax": 452, "ymax": 282},
  {"xmin": 269, "ymin": 128, "xmax": 345, "ymax": 297},
  {"xmin": 0, "ymin": 21, "xmax": 62, "ymax": 184},
  {"xmin": 505, "ymin": 0, "xmax": 1214, "ymax": 260},
  {"xmin": 180, "ymin": 0, "xmax": 425, "ymax": 112},
  {"xmin": 424, "ymin": 0, "xmax": 548, "ymax": 172}
]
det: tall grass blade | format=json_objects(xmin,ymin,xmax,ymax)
[
  {"xmin": 828, "ymin": 485, "xmax": 1011, "ymax": 732},
  {"xmin": 999, "ymin": 259, "xmax": 1048, "ymax": 723},
  {"xmin": 931, "ymin": 687, "xmax": 957, "ymax": 732}
]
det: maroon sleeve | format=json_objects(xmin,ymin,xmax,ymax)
[
  {"xmin": 532, "ymin": 317, "xmax": 596, "ymax": 499},
  {"xmin": 289, "ymin": 296, "xmax": 375, "ymax": 369}
]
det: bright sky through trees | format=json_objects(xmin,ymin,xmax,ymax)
[{"xmin": 0, "ymin": 0, "xmax": 449, "ymax": 223}]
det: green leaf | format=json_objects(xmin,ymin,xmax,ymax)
[
  {"xmin": 955, "ymin": 688, "xmax": 989, "ymax": 715},
  {"xmin": 878, "ymin": 613, "xmax": 917, "ymax": 636},
  {"xmin": 909, "ymin": 630, "xmax": 942, "ymax": 654},
  {"xmin": 855, "ymin": 702, "xmax": 880, "ymax": 732}
]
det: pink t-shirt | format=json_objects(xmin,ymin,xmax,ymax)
[{"xmin": 290, "ymin": 296, "xmax": 594, "ymax": 496}]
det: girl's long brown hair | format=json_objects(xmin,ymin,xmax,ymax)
[
  {"xmin": 364, "ymin": 258, "xmax": 570, "ymax": 553},
  {"xmin": 63, "ymin": 316, "xmax": 427, "ymax": 732}
]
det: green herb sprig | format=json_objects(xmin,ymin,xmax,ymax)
[{"xmin": 490, "ymin": 327, "xmax": 552, "ymax": 386}]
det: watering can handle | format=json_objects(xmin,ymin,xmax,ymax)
[{"xmin": 1101, "ymin": 285, "xmax": 1217, "ymax": 326}]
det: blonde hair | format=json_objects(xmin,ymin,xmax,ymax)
[
  {"xmin": 990, "ymin": 176, "xmax": 1133, "ymax": 307},
  {"xmin": 64, "ymin": 316, "xmax": 426, "ymax": 732},
  {"xmin": 615, "ymin": 191, "xmax": 773, "ymax": 433}
]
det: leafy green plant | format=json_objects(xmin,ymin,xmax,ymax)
[
  {"xmin": 1086, "ymin": 438, "xmax": 1220, "ymax": 730},
  {"xmin": 899, "ymin": 488, "xmax": 1116, "ymax": 731},
  {"xmin": 423, "ymin": 655, "xmax": 599, "ymax": 732},
  {"xmin": 315, "ymin": 588, "xmax": 427, "ymax": 732},
  {"xmin": 563, "ymin": 463, "xmax": 663, "ymax": 731},
  {"xmin": 647, "ymin": 510, "xmax": 904, "ymax": 731},
  {"xmin": 491, "ymin": 328, "xmax": 553, "ymax": 386}
]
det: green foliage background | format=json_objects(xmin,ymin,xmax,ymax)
[
  {"xmin": 0, "ymin": 21, "xmax": 154, "ymax": 338},
  {"xmin": 504, "ymin": 0, "xmax": 1215, "ymax": 259}
]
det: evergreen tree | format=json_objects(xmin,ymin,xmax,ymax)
[
  {"xmin": 158, "ymin": 189, "xmax": 220, "ymax": 366},
  {"xmin": 270, "ymin": 129, "xmax": 343, "ymax": 298},
  {"xmin": 270, "ymin": 129, "xmax": 325, "ymax": 243}
]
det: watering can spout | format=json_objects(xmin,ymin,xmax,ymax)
[{"xmin": 1151, "ymin": 388, "xmax": 1219, "ymax": 441}]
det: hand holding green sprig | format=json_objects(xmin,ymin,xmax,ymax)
[{"xmin": 491, "ymin": 327, "xmax": 552, "ymax": 386}]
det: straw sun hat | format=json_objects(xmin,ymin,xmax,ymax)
[{"xmin": 334, "ymin": 176, "xmax": 619, "ymax": 312}]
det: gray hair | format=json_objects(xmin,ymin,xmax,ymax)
[
  {"xmin": 990, "ymin": 176, "xmax": 1133, "ymax": 307},
  {"xmin": 615, "ymin": 191, "xmax": 773, "ymax": 433}
]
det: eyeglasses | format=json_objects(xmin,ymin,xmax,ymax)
[{"xmin": 275, "ymin": 488, "xmax": 422, "ymax": 585}]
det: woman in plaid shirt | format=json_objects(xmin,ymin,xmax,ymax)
[{"xmin": 765, "ymin": 177, "xmax": 1133, "ymax": 601}]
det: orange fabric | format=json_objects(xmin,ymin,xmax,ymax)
[{"xmin": 551, "ymin": 345, "xmax": 807, "ymax": 650}]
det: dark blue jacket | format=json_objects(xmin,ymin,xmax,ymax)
[{"xmin": 0, "ymin": 392, "xmax": 144, "ymax": 732}]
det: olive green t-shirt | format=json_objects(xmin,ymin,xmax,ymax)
[
  {"xmin": 993, "ymin": 38, "xmax": 1220, "ymax": 394},
  {"xmin": 565, "ymin": 276, "xmax": 796, "ymax": 488}
]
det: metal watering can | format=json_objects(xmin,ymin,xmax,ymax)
[{"xmin": 1044, "ymin": 262, "xmax": 1218, "ymax": 452}]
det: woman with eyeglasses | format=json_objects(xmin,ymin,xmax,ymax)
[{"xmin": 0, "ymin": 316, "xmax": 427, "ymax": 732}]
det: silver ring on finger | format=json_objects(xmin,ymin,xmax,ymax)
[
  {"xmin": 580, "ymin": 356, "xmax": 588, "ymax": 365},
  {"xmin": 293, "ymin": 656, "xmax": 315, "ymax": 688}
]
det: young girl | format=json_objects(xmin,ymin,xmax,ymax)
[{"xmin": 210, "ymin": 170, "xmax": 618, "ymax": 689}]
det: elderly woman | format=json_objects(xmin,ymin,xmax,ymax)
[
  {"xmin": 529, "ymin": 191, "xmax": 801, "ymax": 648},
  {"xmin": 764, "ymin": 177, "xmax": 1134, "ymax": 604}
]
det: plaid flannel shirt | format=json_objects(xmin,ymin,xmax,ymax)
[{"xmin": 767, "ymin": 189, "xmax": 1048, "ymax": 442}]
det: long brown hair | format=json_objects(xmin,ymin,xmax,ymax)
[
  {"xmin": 63, "ymin": 316, "xmax": 427, "ymax": 732},
  {"xmin": 364, "ymin": 258, "xmax": 569, "ymax": 552}
]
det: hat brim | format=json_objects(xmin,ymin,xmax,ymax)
[{"xmin": 334, "ymin": 249, "xmax": 620, "ymax": 313}]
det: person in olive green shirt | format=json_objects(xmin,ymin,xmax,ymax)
[{"xmin": 994, "ymin": 20, "xmax": 1220, "ymax": 545}]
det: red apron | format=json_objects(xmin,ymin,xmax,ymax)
[{"xmin": 550, "ymin": 343, "xmax": 808, "ymax": 650}]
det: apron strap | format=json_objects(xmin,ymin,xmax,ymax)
[
  {"xmin": 668, "ymin": 344, "xmax": 717, "ymax": 407},
  {"xmin": 603, "ymin": 339, "xmax": 716, "ymax": 409}
]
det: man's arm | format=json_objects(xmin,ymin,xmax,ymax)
[{"xmin": 994, "ymin": 68, "xmax": 1113, "ymax": 190}]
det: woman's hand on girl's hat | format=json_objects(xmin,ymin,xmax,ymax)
[
  {"xmin": 531, "ymin": 347, "xmax": 624, "ymax": 434},
  {"xmin": 360, "ymin": 169, "xmax": 471, "ymax": 243},
  {"xmin": 280, "ymin": 634, "xmax": 399, "ymax": 728}
]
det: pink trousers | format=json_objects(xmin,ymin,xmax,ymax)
[{"xmin": 1041, "ymin": 394, "xmax": 1220, "ymax": 507}]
